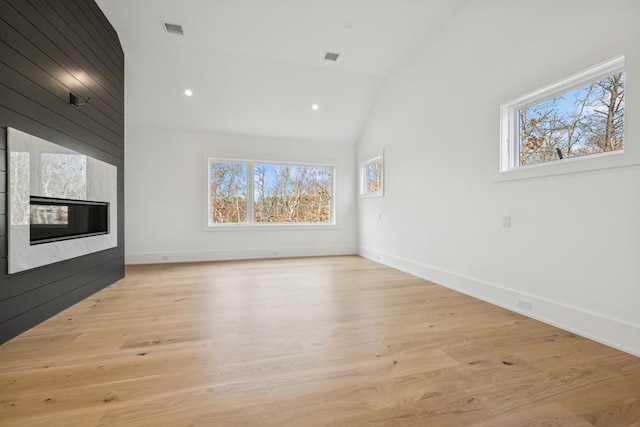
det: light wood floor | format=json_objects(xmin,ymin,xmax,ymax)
[{"xmin": 1, "ymin": 256, "xmax": 639, "ymax": 426}]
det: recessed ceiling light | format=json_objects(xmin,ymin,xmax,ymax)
[
  {"xmin": 312, "ymin": 104, "xmax": 319, "ymax": 111},
  {"xmin": 184, "ymin": 89, "xmax": 193, "ymax": 96}
]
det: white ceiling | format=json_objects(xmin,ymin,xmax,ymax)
[{"xmin": 97, "ymin": 0, "xmax": 466, "ymax": 144}]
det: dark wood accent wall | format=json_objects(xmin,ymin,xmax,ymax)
[{"xmin": 0, "ymin": 0, "xmax": 124, "ymax": 343}]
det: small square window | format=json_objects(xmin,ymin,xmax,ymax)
[{"xmin": 360, "ymin": 152, "xmax": 384, "ymax": 197}]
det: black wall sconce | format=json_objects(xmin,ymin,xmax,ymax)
[{"xmin": 69, "ymin": 93, "xmax": 90, "ymax": 108}]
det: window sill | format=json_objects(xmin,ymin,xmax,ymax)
[
  {"xmin": 203, "ymin": 223, "xmax": 338, "ymax": 232},
  {"xmin": 495, "ymin": 150, "xmax": 640, "ymax": 182},
  {"xmin": 360, "ymin": 191, "xmax": 384, "ymax": 198}
]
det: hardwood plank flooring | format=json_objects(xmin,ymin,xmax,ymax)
[{"xmin": 1, "ymin": 256, "xmax": 639, "ymax": 426}]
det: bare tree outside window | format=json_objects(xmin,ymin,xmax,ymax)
[
  {"xmin": 209, "ymin": 161, "xmax": 247, "ymax": 223},
  {"xmin": 208, "ymin": 160, "xmax": 333, "ymax": 225},
  {"xmin": 254, "ymin": 164, "xmax": 332, "ymax": 223},
  {"xmin": 366, "ymin": 162, "xmax": 382, "ymax": 192},
  {"xmin": 519, "ymin": 72, "xmax": 624, "ymax": 166},
  {"xmin": 360, "ymin": 153, "xmax": 384, "ymax": 197}
]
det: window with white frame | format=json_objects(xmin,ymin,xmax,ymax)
[
  {"xmin": 500, "ymin": 56, "xmax": 625, "ymax": 173},
  {"xmin": 207, "ymin": 159, "xmax": 334, "ymax": 226},
  {"xmin": 360, "ymin": 153, "xmax": 384, "ymax": 197}
]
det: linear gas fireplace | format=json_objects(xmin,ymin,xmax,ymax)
[
  {"xmin": 7, "ymin": 128, "xmax": 117, "ymax": 274},
  {"xmin": 30, "ymin": 196, "xmax": 109, "ymax": 245}
]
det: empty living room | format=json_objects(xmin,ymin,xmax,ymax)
[{"xmin": 1, "ymin": 0, "xmax": 639, "ymax": 426}]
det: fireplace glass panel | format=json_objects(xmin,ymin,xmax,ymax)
[{"xmin": 30, "ymin": 196, "xmax": 109, "ymax": 245}]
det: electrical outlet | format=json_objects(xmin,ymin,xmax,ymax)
[
  {"xmin": 272, "ymin": 251, "xmax": 279, "ymax": 256},
  {"xmin": 502, "ymin": 214, "xmax": 511, "ymax": 227},
  {"xmin": 161, "ymin": 255, "xmax": 170, "ymax": 261},
  {"xmin": 517, "ymin": 298, "xmax": 532, "ymax": 310}
]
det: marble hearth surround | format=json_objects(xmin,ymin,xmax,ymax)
[{"xmin": 7, "ymin": 128, "xmax": 117, "ymax": 274}]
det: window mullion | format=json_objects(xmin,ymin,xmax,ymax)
[{"xmin": 246, "ymin": 162, "xmax": 255, "ymax": 224}]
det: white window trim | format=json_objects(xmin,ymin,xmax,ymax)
[
  {"xmin": 498, "ymin": 55, "xmax": 635, "ymax": 182},
  {"xmin": 360, "ymin": 151, "xmax": 384, "ymax": 198},
  {"xmin": 203, "ymin": 156, "xmax": 337, "ymax": 230}
]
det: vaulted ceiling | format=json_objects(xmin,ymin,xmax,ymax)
[{"xmin": 97, "ymin": 0, "xmax": 466, "ymax": 144}]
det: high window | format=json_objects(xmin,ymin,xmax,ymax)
[
  {"xmin": 501, "ymin": 56, "xmax": 625, "ymax": 173},
  {"xmin": 207, "ymin": 159, "xmax": 334, "ymax": 226},
  {"xmin": 360, "ymin": 153, "xmax": 384, "ymax": 197}
]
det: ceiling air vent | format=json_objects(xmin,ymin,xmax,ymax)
[
  {"xmin": 163, "ymin": 22, "xmax": 184, "ymax": 35},
  {"xmin": 324, "ymin": 52, "xmax": 340, "ymax": 62}
]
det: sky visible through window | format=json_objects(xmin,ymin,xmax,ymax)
[
  {"xmin": 209, "ymin": 160, "xmax": 332, "ymax": 224},
  {"xmin": 518, "ymin": 72, "xmax": 624, "ymax": 166},
  {"xmin": 253, "ymin": 163, "xmax": 330, "ymax": 200}
]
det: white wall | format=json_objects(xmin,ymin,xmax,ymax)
[
  {"xmin": 126, "ymin": 127, "xmax": 357, "ymax": 264},
  {"xmin": 358, "ymin": 0, "xmax": 640, "ymax": 355}
]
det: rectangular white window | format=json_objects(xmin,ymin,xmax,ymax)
[
  {"xmin": 209, "ymin": 161, "xmax": 247, "ymax": 224},
  {"xmin": 501, "ymin": 56, "xmax": 625, "ymax": 174},
  {"xmin": 208, "ymin": 159, "xmax": 334, "ymax": 226},
  {"xmin": 254, "ymin": 163, "xmax": 332, "ymax": 223},
  {"xmin": 360, "ymin": 153, "xmax": 384, "ymax": 197}
]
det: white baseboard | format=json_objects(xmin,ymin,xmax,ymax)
[
  {"xmin": 359, "ymin": 247, "xmax": 640, "ymax": 357},
  {"xmin": 126, "ymin": 246, "xmax": 356, "ymax": 265}
]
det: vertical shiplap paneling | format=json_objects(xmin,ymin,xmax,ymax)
[{"xmin": 0, "ymin": 0, "xmax": 124, "ymax": 343}]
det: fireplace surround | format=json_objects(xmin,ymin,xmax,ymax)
[{"xmin": 7, "ymin": 128, "xmax": 117, "ymax": 274}]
